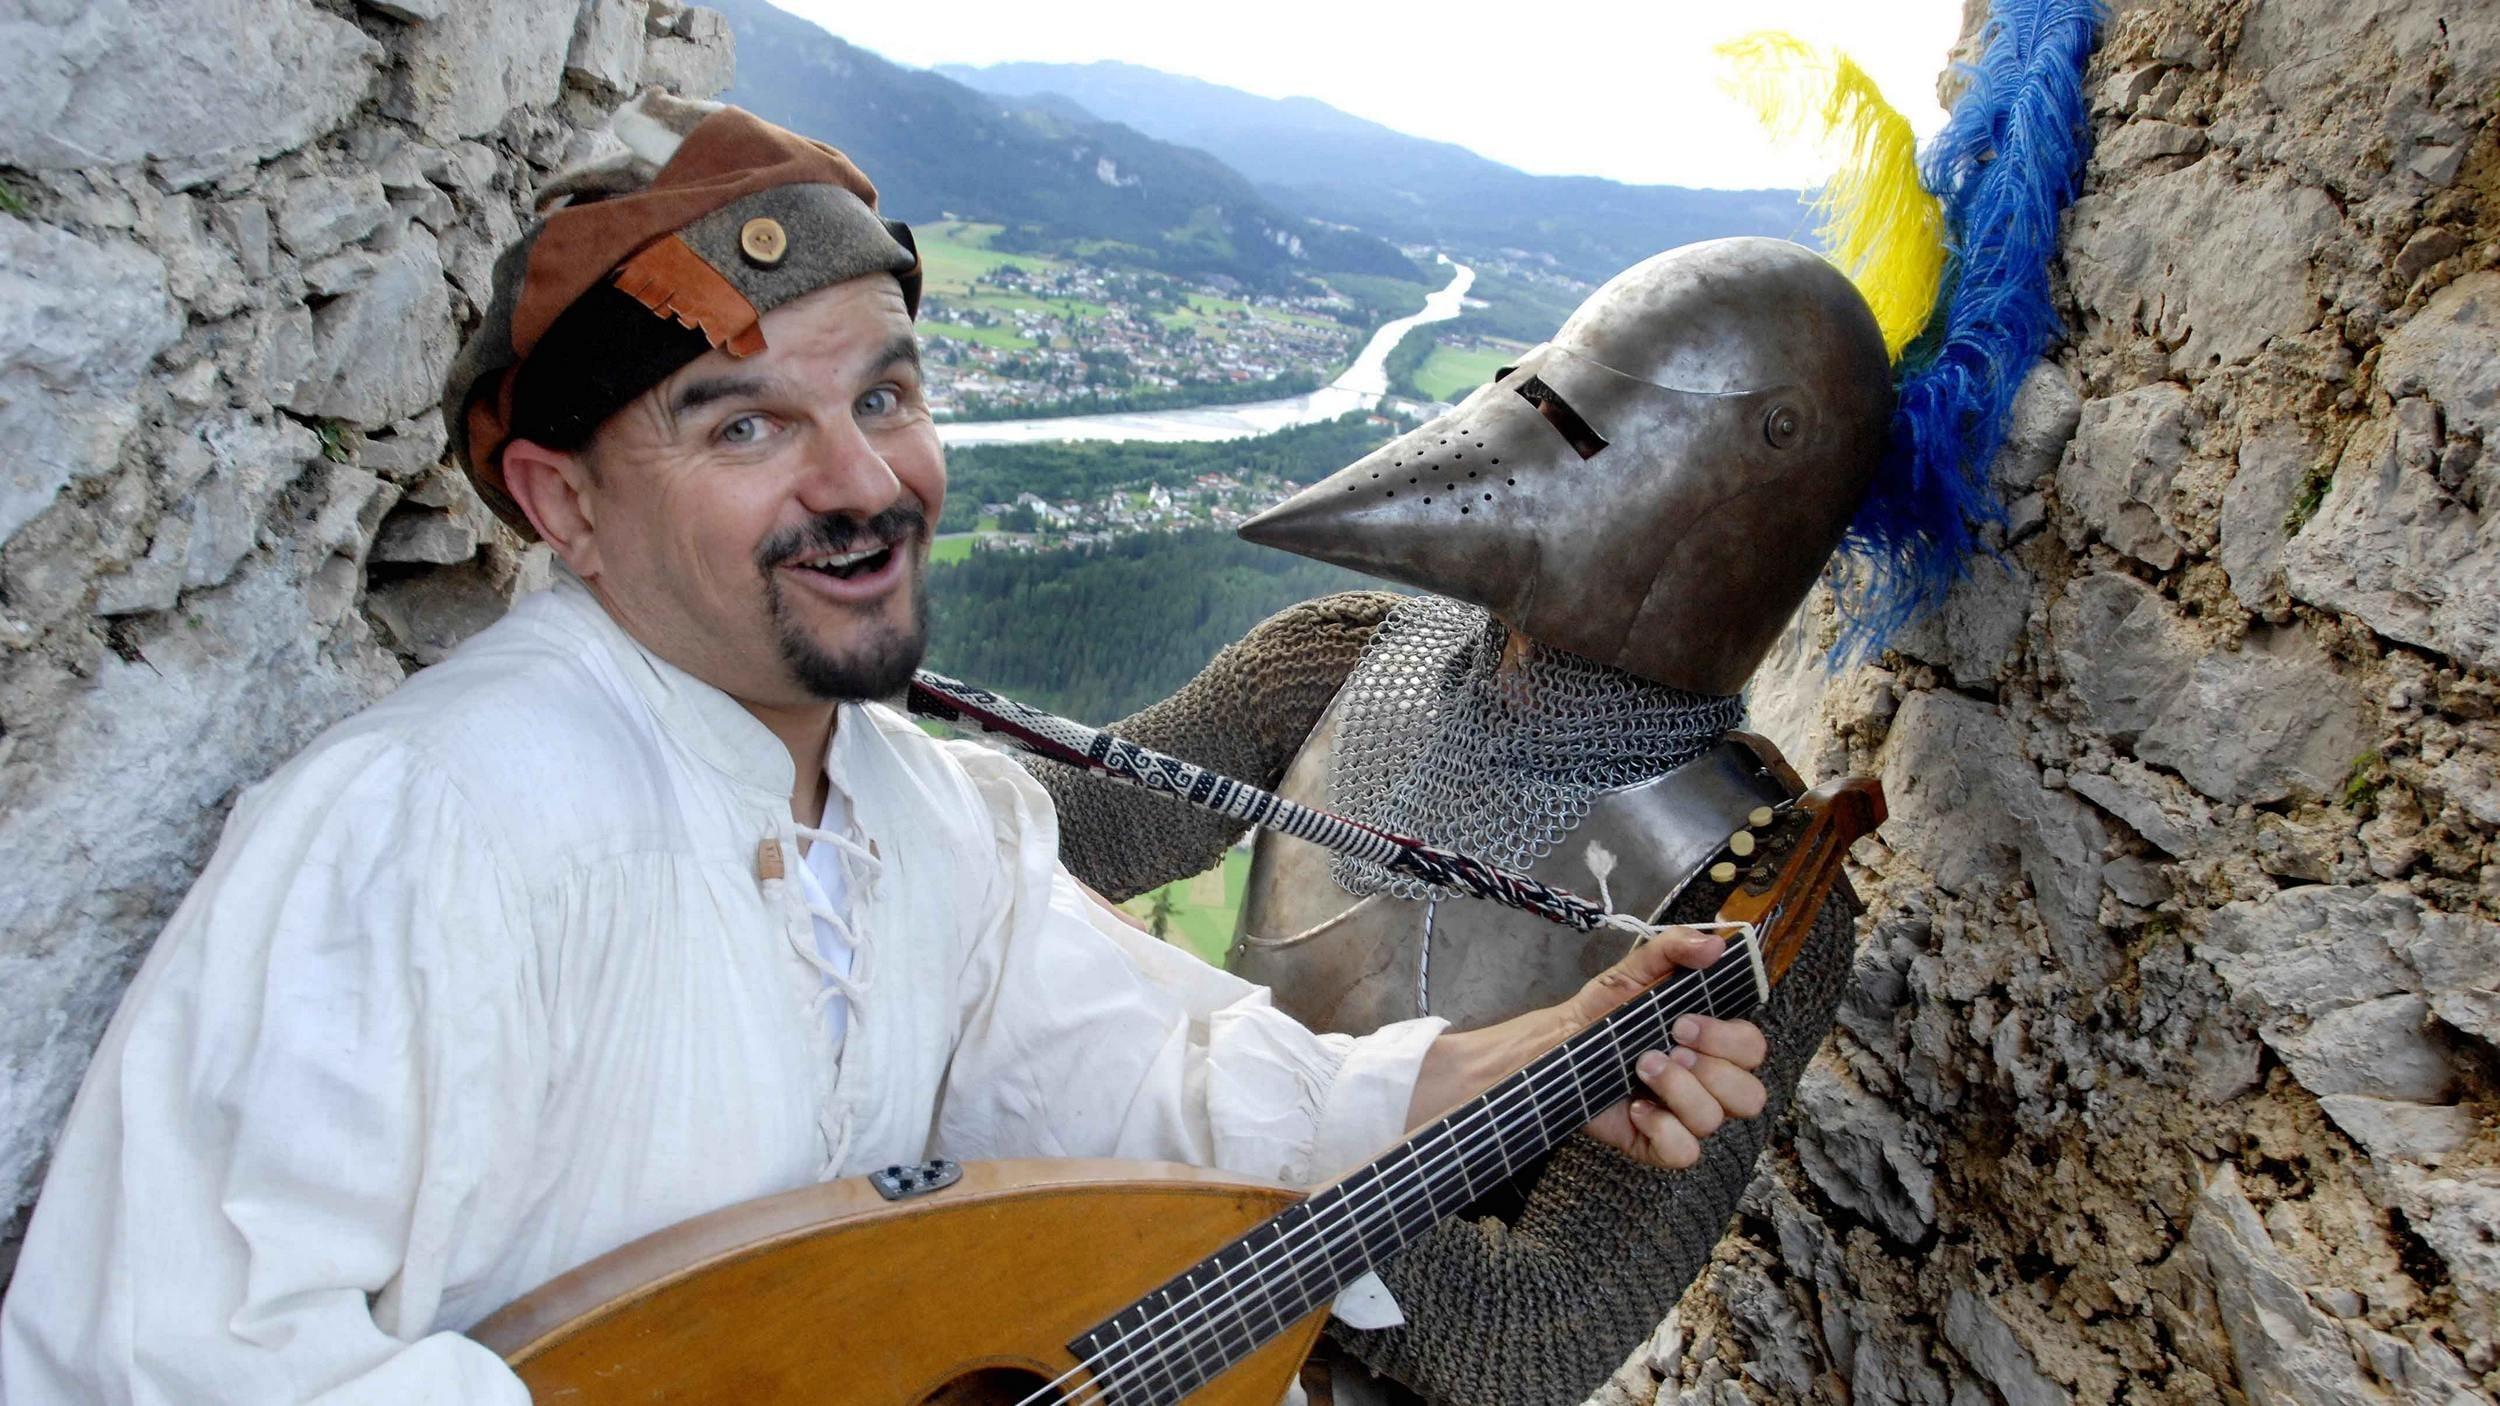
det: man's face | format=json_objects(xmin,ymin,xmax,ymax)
[{"xmin": 565, "ymin": 276, "xmax": 944, "ymax": 708}]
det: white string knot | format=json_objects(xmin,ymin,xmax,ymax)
[{"xmin": 787, "ymin": 814, "xmax": 885, "ymax": 1180}]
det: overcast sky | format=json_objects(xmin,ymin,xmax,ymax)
[{"xmin": 768, "ymin": 0, "xmax": 1973, "ymax": 191}]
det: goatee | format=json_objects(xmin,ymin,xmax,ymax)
[{"xmin": 757, "ymin": 503, "xmax": 932, "ymax": 702}]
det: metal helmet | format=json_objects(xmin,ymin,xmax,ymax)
[{"xmin": 1239, "ymin": 237, "xmax": 1891, "ymax": 697}]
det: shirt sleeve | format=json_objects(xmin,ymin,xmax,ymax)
[
  {"xmin": 933, "ymin": 743, "xmax": 1446, "ymax": 1188},
  {"xmin": 0, "ymin": 735, "xmax": 541, "ymax": 1405}
]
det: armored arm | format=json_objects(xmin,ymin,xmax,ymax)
[
  {"xmin": 1329, "ymin": 881, "xmax": 1858, "ymax": 1406},
  {"xmin": 1024, "ymin": 590, "xmax": 1404, "ymax": 902}
]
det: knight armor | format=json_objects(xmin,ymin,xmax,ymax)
[{"xmin": 1032, "ymin": 238, "xmax": 1892, "ymax": 1406}]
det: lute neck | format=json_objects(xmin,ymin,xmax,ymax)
[{"xmin": 1065, "ymin": 930, "xmax": 1773, "ymax": 1406}]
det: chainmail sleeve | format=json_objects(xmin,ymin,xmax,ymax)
[
  {"xmin": 1024, "ymin": 590, "xmax": 1404, "ymax": 902},
  {"xmin": 1033, "ymin": 589, "xmax": 1858, "ymax": 1406},
  {"xmin": 1327, "ymin": 879, "xmax": 1859, "ymax": 1406}
]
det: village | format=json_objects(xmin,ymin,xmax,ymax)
[
  {"xmin": 952, "ymin": 466, "xmax": 1308, "ymax": 557},
  {"xmin": 914, "ymin": 254, "xmax": 1363, "ymax": 419}
]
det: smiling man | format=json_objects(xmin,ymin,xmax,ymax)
[{"xmin": 0, "ymin": 95, "xmax": 1766, "ymax": 1404}]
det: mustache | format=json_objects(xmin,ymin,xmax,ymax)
[{"xmin": 755, "ymin": 502, "xmax": 927, "ymax": 571}]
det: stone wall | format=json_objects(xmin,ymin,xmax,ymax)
[
  {"xmin": 1633, "ymin": 1, "xmax": 2500, "ymax": 1401},
  {"xmin": 0, "ymin": 0, "xmax": 731, "ymax": 1281}
]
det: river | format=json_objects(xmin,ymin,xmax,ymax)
[{"xmin": 935, "ymin": 257, "xmax": 1475, "ymax": 448}]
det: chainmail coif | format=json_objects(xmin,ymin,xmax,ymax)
[
  {"xmin": 1024, "ymin": 591, "xmax": 1858, "ymax": 1406},
  {"xmin": 1327, "ymin": 595, "xmax": 1745, "ymax": 901}
]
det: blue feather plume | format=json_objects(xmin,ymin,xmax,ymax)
[{"xmin": 1835, "ymin": 0, "xmax": 2103, "ymax": 657}]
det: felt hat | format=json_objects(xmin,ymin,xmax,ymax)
[{"xmin": 443, "ymin": 91, "xmax": 923, "ymax": 536}]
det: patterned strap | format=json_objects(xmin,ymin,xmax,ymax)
[{"xmin": 906, "ymin": 671, "xmax": 1618, "ymax": 934}]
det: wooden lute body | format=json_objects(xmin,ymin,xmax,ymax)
[
  {"xmin": 473, "ymin": 775, "xmax": 1884, "ymax": 1405},
  {"xmin": 473, "ymin": 1159, "xmax": 1318, "ymax": 1404}
]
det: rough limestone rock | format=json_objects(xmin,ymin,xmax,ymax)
[
  {"xmin": 0, "ymin": 0, "xmax": 382, "ymax": 176},
  {"xmin": 568, "ymin": 0, "xmax": 650, "ymax": 100},
  {"xmin": 277, "ymin": 172, "xmax": 392, "ymax": 261},
  {"xmin": 1941, "ymin": 1292, "xmax": 2066, "ymax": 1406},
  {"xmin": 0, "ymin": 220, "xmax": 182, "ymax": 546},
  {"xmin": 389, "ymin": 0, "xmax": 579, "ymax": 140},
  {"xmin": 2387, "ymin": 1169, "xmax": 2500, "ymax": 1354},
  {"xmin": 2200, "ymin": 885, "xmax": 2441, "ymax": 1024},
  {"xmin": 2216, "ymin": 420, "xmax": 2320, "ymax": 615},
  {"xmin": 1993, "ymin": 363, "xmax": 2086, "ymax": 494},
  {"xmin": 642, "ymin": 5, "xmax": 736, "ymax": 100},
  {"xmin": 0, "ymin": 560, "xmax": 403, "ymax": 1262},
  {"xmin": 1881, "ymin": 690, "xmax": 2111, "ymax": 970},
  {"xmin": 1665, "ymin": 3, "xmax": 2500, "ymax": 1400},
  {"xmin": 2313, "ymin": 1096, "xmax": 2475, "ymax": 1167},
  {"xmin": 2282, "ymin": 278, "xmax": 2500, "ymax": 674},
  {"xmin": 2052, "ymin": 572, "xmax": 2371, "ymax": 805},
  {"xmin": 1790, "ymin": 1065, "xmax": 1937, "ymax": 1246},
  {"xmin": 0, "ymin": 0, "xmax": 736, "ymax": 1280},
  {"xmin": 1891, "ymin": 556, "xmax": 2036, "ymax": 688},
  {"xmin": 283, "ymin": 229, "xmax": 457, "ymax": 428},
  {"xmin": 2064, "ymin": 164, "xmax": 2338, "ymax": 372},
  {"xmin": 2186, "ymin": 1167, "xmax": 2402, "ymax": 1406},
  {"xmin": 2057, "ymin": 382, "xmax": 2195, "ymax": 569}
]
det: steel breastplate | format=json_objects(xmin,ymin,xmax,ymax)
[{"xmin": 1229, "ymin": 687, "xmax": 1793, "ymax": 1035}]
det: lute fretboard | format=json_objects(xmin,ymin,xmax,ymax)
[{"xmin": 1065, "ymin": 931, "xmax": 1774, "ymax": 1406}]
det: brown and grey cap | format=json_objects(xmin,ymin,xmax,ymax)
[{"xmin": 444, "ymin": 91, "xmax": 922, "ymax": 536}]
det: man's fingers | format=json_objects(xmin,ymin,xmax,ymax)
[
  {"xmin": 1636, "ymin": 1051, "xmax": 1725, "ymax": 1139},
  {"xmin": 1687, "ymin": 1054, "xmax": 1768, "ymax": 1120},
  {"xmin": 1626, "ymin": 1100, "xmax": 1702, "ymax": 1169},
  {"xmin": 1574, "ymin": 929, "xmax": 1725, "ymax": 1023},
  {"xmin": 1644, "ymin": 926, "xmax": 1727, "ymax": 973},
  {"xmin": 1670, "ymin": 1014, "xmax": 1768, "ymax": 1071}
]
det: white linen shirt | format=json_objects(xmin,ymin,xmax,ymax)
[{"xmin": 0, "ymin": 575, "xmax": 1444, "ymax": 1405}]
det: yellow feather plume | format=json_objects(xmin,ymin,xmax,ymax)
[{"xmin": 1717, "ymin": 31, "xmax": 1945, "ymax": 361}]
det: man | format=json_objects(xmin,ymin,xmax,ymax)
[
  {"xmin": 0, "ymin": 94, "xmax": 1765, "ymax": 1404},
  {"xmin": 1036, "ymin": 239, "xmax": 1892, "ymax": 1403}
]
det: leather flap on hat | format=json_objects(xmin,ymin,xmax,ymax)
[{"xmin": 611, "ymin": 235, "xmax": 768, "ymax": 357}]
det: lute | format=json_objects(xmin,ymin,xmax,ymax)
[{"xmin": 473, "ymin": 776, "xmax": 1884, "ymax": 1405}]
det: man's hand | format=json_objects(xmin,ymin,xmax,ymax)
[
  {"xmin": 1568, "ymin": 930, "xmax": 1768, "ymax": 1168},
  {"xmin": 1406, "ymin": 928, "xmax": 1768, "ymax": 1170}
]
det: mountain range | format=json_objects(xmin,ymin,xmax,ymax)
[
  {"xmin": 716, "ymin": 0, "xmax": 1811, "ymax": 293},
  {"xmin": 710, "ymin": 0, "xmax": 1426, "ymax": 291},
  {"xmin": 938, "ymin": 60, "xmax": 1809, "ymax": 282}
]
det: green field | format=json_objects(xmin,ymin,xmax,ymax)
[
  {"xmin": 1411, "ymin": 340, "xmax": 1527, "ymax": 403},
  {"xmin": 930, "ymin": 534, "xmax": 976, "ymax": 564},
  {"xmin": 1120, "ymin": 847, "xmax": 1252, "ymax": 966},
  {"xmin": 914, "ymin": 220, "xmax": 1071, "ymax": 296},
  {"xmin": 922, "ymin": 321, "xmax": 1035, "ymax": 352}
]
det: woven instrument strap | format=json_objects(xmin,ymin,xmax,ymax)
[{"xmin": 906, "ymin": 670, "xmax": 1716, "ymax": 943}]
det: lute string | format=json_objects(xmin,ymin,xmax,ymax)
[
  {"xmin": 1063, "ymin": 957, "xmax": 1753, "ymax": 1406},
  {"xmin": 1015, "ymin": 942, "xmax": 1765, "ymax": 1406}
]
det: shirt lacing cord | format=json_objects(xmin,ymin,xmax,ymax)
[{"xmin": 775, "ymin": 819, "xmax": 887, "ymax": 1178}]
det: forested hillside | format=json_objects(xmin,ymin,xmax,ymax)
[
  {"xmin": 924, "ymin": 533, "xmax": 1390, "ymax": 723},
  {"xmin": 940, "ymin": 59, "xmax": 1807, "ymax": 283},
  {"xmin": 712, "ymin": 0, "xmax": 1424, "ymax": 291}
]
